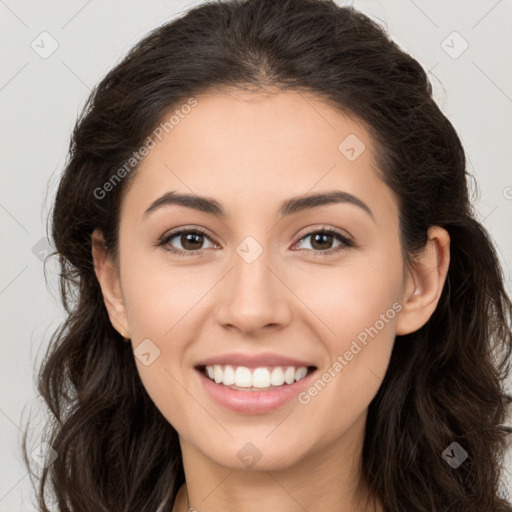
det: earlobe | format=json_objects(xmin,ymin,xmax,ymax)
[
  {"xmin": 395, "ymin": 226, "xmax": 450, "ymax": 336},
  {"xmin": 91, "ymin": 229, "xmax": 130, "ymax": 340}
]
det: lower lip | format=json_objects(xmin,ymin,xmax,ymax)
[{"xmin": 196, "ymin": 368, "xmax": 316, "ymax": 414}]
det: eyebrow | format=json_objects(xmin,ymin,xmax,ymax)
[{"xmin": 143, "ymin": 190, "xmax": 374, "ymax": 220}]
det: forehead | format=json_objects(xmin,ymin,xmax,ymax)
[{"xmin": 121, "ymin": 89, "xmax": 398, "ymax": 224}]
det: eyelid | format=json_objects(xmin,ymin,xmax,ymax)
[
  {"xmin": 157, "ymin": 225, "xmax": 354, "ymax": 256},
  {"xmin": 156, "ymin": 226, "xmax": 217, "ymax": 252},
  {"xmin": 294, "ymin": 225, "xmax": 353, "ymax": 244},
  {"xmin": 291, "ymin": 226, "xmax": 354, "ymax": 254}
]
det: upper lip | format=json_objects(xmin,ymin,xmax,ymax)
[{"xmin": 195, "ymin": 352, "xmax": 317, "ymax": 369}]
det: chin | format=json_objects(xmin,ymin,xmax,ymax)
[{"xmin": 194, "ymin": 435, "xmax": 312, "ymax": 472}]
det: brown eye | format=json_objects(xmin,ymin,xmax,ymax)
[
  {"xmin": 178, "ymin": 232, "xmax": 205, "ymax": 250},
  {"xmin": 294, "ymin": 228, "xmax": 353, "ymax": 255},
  {"xmin": 309, "ymin": 232, "xmax": 335, "ymax": 251},
  {"xmin": 159, "ymin": 228, "xmax": 216, "ymax": 255}
]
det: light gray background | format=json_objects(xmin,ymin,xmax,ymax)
[{"xmin": 1, "ymin": 0, "xmax": 511, "ymax": 510}]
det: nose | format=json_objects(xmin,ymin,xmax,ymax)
[{"xmin": 215, "ymin": 245, "xmax": 293, "ymax": 335}]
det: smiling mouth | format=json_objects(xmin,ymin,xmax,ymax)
[{"xmin": 196, "ymin": 364, "xmax": 317, "ymax": 391}]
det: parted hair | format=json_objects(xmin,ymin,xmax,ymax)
[{"xmin": 23, "ymin": 0, "xmax": 512, "ymax": 510}]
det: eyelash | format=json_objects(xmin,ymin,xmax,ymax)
[{"xmin": 156, "ymin": 226, "xmax": 354, "ymax": 257}]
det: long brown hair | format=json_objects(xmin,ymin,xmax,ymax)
[{"xmin": 23, "ymin": 0, "xmax": 512, "ymax": 510}]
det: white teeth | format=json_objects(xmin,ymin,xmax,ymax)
[
  {"xmin": 203, "ymin": 364, "xmax": 310, "ymax": 389},
  {"xmin": 294, "ymin": 367, "xmax": 308, "ymax": 381},
  {"xmin": 223, "ymin": 365, "xmax": 235, "ymax": 385},
  {"xmin": 284, "ymin": 367, "xmax": 295, "ymax": 385},
  {"xmin": 270, "ymin": 367, "xmax": 285, "ymax": 386},
  {"xmin": 252, "ymin": 368, "xmax": 271, "ymax": 388},
  {"xmin": 234, "ymin": 366, "xmax": 252, "ymax": 387},
  {"xmin": 213, "ymin": 365, "xmax": 223, "ymax": 384}
]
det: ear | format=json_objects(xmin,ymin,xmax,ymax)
[
  {"xmin": 91, "ymin": 228, "xmax": 130, "ymax": 340},
  {"xmin": 395, "ymin": 226, "xmax": 450, "ymax": 336}
]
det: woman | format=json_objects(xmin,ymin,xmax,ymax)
[{"xmin": 23, "ymin": 0, "xmax": 512, "ymax": 510}]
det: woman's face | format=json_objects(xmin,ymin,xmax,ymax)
[{"xmin": 94, "ymin": 89, "xmax": 445, "ymax": 473}]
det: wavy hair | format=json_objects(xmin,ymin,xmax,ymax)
[{"xmin": 23, "ymin": 0, "xmax": 512, "ymax": 510}]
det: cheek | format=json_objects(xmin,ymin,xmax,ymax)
[
  {"xmin": 292, "ymin": 248, "xmax": 403, "ymax": 347},
  {"xmin": 292, "ymin": 246, "xmax": 402, "ymax": 407},
  {"xmin": 328, "ymin": 269, "xmax": 400, "ymax": 348},
  {"xmin": 121, "ymin": 261, "xmax": 202, "ymax": 428},
  {"xmin": 120, "ymin": 252, "xmax": 201, "ymax": 337},
  {"xmin": 295, "ymin": 286, "xmax": 399, "ymax": 448}
]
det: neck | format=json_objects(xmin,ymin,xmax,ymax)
[{"xmin": 171, "ymin": 412, "xmax": 382, "ymax": 512}]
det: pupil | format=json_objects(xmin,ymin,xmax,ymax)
[
  {"xmin": 312, "ymin": 233, "xmax": 332, "ymax": 250},
  {"xmin": 178, "ymin": 232, "xmax": 334, "ymax": 251},
  {"xmin": 182, "ymin": 233, "xmax": 202, "ymax": 250}
]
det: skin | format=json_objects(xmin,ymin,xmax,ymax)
[{"xmin": 92, "ymin": 89, "xmax": 450, "ymax": 512}]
